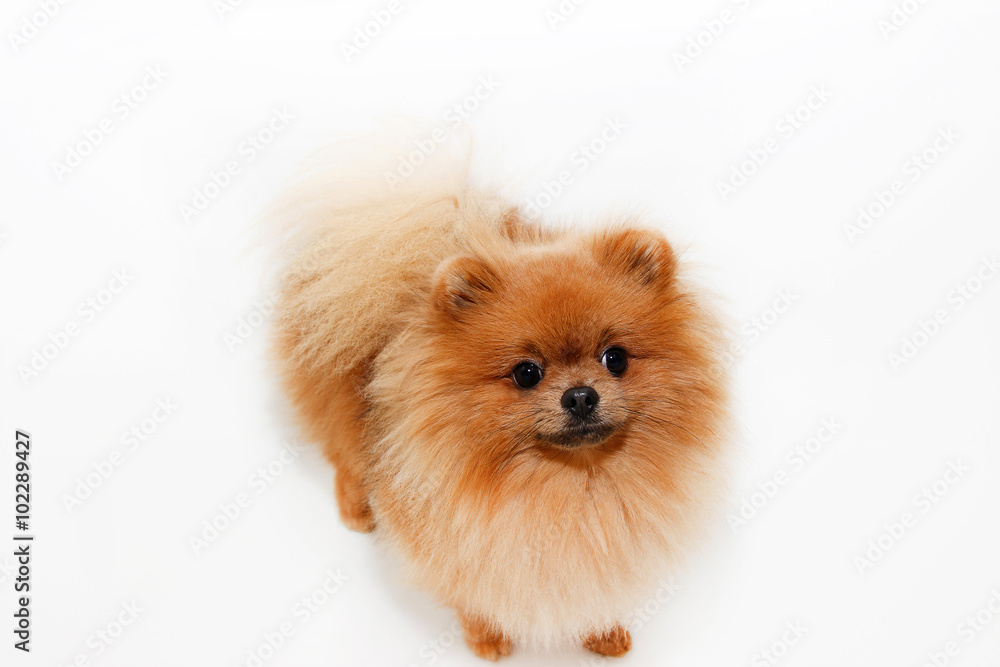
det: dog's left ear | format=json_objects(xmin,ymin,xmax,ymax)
[
  {"xmin": 432, "ymin": 255, "xmax": 499, "ymax": 317},
  {"xmin": 592, "ymin": 227, "xmax": 677, "ymax": 287}
]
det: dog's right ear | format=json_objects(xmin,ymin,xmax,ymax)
[{"xmin": 432, "ymin": 255, "xmax": 499, "ymax": 316}]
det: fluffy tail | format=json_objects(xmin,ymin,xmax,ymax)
[{"xmin": 267, "ymin": 139, "xmax": 517, "ymax": 377}]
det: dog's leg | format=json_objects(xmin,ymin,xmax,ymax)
[
  {"xmin": 322, "ymin": 376, "xmax": 375, "ymax": 533},
  {"xmin": 334, "ymin": 458, "xmax": 374, "ymax": 533},
  {"xmin": 278, "ymin": 347, "xmax": 376, "ymax": 532}
]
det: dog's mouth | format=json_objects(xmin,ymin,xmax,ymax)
[{"xmin": 537, "ymin": 420, "xmax": 621, "ymax": 449}]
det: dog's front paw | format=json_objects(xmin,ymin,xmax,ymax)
[
  {"xmin": 583, "ymin": 624, "xmax": 632, "ymax": 657},
  {"xmin": 466, "ymin": 636, "xmax": 512, "ymax": 662},
  {"xmin": 460, "ymin": 613, "xmax": 512, "ymax": 661}
]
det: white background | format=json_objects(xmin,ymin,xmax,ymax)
[{"xmin": 2, "ymin": 0, "xmax": 999, "ymax": 666}]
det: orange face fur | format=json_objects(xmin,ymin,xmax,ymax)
[{"xmin": 418, "ymin": 228, "xmax": 719, "ymax": 482}]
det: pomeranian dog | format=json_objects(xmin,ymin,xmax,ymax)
[{"xmin": 269, "ymin": 144, "xmax": 730, "ymax": 660}]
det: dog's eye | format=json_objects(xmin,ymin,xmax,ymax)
[
  {"xmin": 511, "ymin": 361, "xmax": 543, "ymax": 388},
  {"xmin": 601, "ymin": 347, "xmax": 628, "ymax": 375}
]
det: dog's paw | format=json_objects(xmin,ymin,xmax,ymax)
[
  {"xmin": 466, "ymin": 636, "xmax": 512, "ymax": 662},
  {"xmin": 334, "ymin": 470, "xmax": 376, "ymax": 533},
  {"xmin": 583, "ymin": 625, "xmax": 632, "ymax": 657},
  {"xmin": 460, "ymin": 613, "xmax": 512, "ymax": 661},
  {"xmin": 338, "ymin": 502, "xmax": 375, "ymax": 533}
]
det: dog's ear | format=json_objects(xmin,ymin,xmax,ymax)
[
  {"xmin": 592, "ymin": 228, "xmax": 677, "ymax": 287},
  {"xmin": 432, "ymin": 255, "xmax": 499, "ymax": 316}
]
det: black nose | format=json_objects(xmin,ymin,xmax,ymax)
[{"xmin": 561, "ymin": 386, "xmax": 599, "ymax": 419}]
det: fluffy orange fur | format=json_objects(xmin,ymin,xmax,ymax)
[{"xmin": 271, "ymin": 153, "xmax": 730, "ymax": 659}]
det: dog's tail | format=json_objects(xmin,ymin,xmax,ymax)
[{"xmin": 266, "ymin": 137, "xmax": 517, "ymax": 377}]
